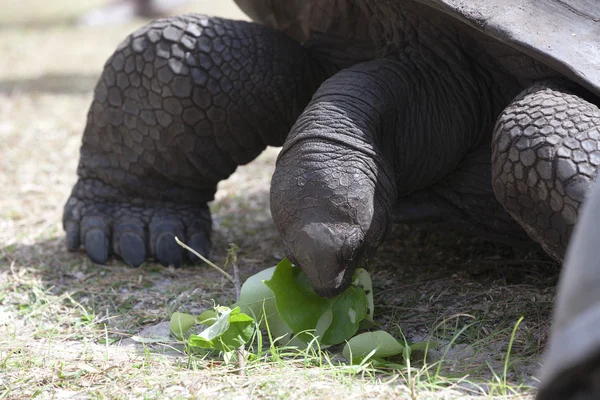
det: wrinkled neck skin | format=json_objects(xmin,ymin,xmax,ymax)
[
  {"xmin": 271, "ymin": 1, "xmax": 523, "ymax": 297},
  {"xmin": 235, "ymin": 0, "xmax": 376, "ymax": 69},
  {"xmin": 362, "ymin": 0, "xmax": 524, "ymax": 103},
  {"xmin": 270, "ymin": 67, "xmax": 399, "ymax": 297}
]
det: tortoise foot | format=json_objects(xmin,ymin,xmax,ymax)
[{"xmin": 63, "ymin": 178, "xmax": 211, "ymax": 267}]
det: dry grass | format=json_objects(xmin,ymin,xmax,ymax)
[{"xmin": 0, "ymin": 1, "xmax": 559, "ymax": 398}]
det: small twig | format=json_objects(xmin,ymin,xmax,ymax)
[
  {"xmin": 174, "ymin": 237, "xmax": 234, "ymax": 282},
  {"xmin": 225, "ymin": 244, "xmax": 245, "ymax": 376},
  {"xmin": 226, "ymin": 244, "xmax": 241, "ymax": 301}
]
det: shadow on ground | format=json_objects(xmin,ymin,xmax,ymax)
[
  {"xmin": 0, "ymin": 182, "xmax": 560, "ymax": 388},
  {"xmin": 1, "ymin": 209, "xmax": 560, "ymax": 337}
]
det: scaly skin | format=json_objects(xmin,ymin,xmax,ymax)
[
  {"xmin": 64, "ymin": 14, "xmax": 332, "ymax": 266},
  {"xmin": 492, "ymin": 81, "xmax": 600, "ymax": 260},
  {"xmin": 271, "ymin": 52, "xmax": 504, "ymax": 296}
]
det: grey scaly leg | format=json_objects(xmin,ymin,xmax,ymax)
[
  {"xmin": 492, "ymin": 81, "xmax": 600, "ymax": 260},
  {"xmin": 64, "ymin": 14, "xmax": 331, "ymax": 266}
]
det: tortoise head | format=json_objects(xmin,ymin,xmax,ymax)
[
  {"xmin": 285, "ymin": 218, "xmax": 367, "ymax": 298},
  {"xmin": 270, "ymin": 137, "xmax": 395, "ymax": 298}
]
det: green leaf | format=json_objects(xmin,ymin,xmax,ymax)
[
  {"xmin": 343, "ymin": 331, "xmax": 405, "ymax": 363},
  {"xmin": 236, "ymin": 266, "xmax": 277, "ymax": 324},
  {"xmin": 358, "ymin": 318, "xmax": 378, "ymax": 330},
  {"xmin": 235, "ymin": 266, "xmax": 297, "ymax": 345},
  {"xmin": 236, "ymin": 259, "xmax": 375, "ymax": 347},
  {"xmin": 189, "ymin": 307, "xmax": 255, "ymax": 351},
  {"xmin": 353, "ymin": 268, "xmax": 375, "ymax": 323},
  {"xmin": 264, "ymin": 259, "xmax": 331, "ymax": 343},
  {"xmin": 321, "ymin": 285, "xmax": 367, "ymax": 345},
  {"xmin": 170, "ymin": 312, "xmax": 197, "ymax": 340},
  {"xmin": 216, "ymin": 310, "xmax": 255, "ymax": 351},
  {"xmin": 262, "ymin": 259, "xmax": 372, "ymax": 345},
  {"xmin": 189, "ymin": 310, "xmax": 231, "ymax": 349},
  {"xmin": 314, "ymin": 308, "xmax": 334, "ymax": 341},
  {"xmin": 197, "ymin": 309, "xmax": 217, "ymax": 327}
]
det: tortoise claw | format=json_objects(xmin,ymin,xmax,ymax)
[
  {"xmin": 118, "ymin": 232, "xmax": 147, "ymax": 267},
  {"xmin": 84, "ymin": 228, "xmax": 110, "ymax": 265},
  {"xmin": 186, "ymin": 231, "xmax": 211, "ymax": 262},
  {"xmin": 150, "ymin": 220, "xmax": 185, "ymax": 267},
  {"xmin": 64, "ymin": 221, "xmax": 81, "ymax": 251}
]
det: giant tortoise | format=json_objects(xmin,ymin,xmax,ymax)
[{"xmin": 63, "ymin": 0, "xmax": 600, "ymax": 397}]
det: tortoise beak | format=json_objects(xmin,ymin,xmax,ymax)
[{"xmin": 289, "ymin": 222, "xmax": 363, "ymax": 298}]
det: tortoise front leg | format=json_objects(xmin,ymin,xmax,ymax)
[
  {"xmin": 64, "ymin": 14, "xmax": 332, "ymax": 267},
  {"xmin": 491, "ymin": 80, "xmax": 600, "ymax": 260}
]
